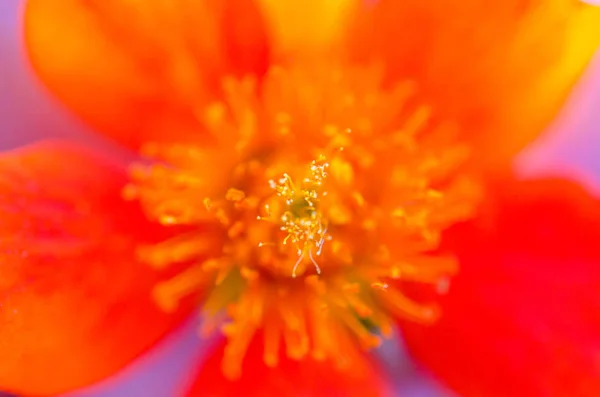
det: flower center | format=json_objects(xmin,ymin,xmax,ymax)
[{"xmin": 123, "ymin": 64, "xmax": 481, "ymax": 378}]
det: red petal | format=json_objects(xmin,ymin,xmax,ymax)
[
  {"xmin": 401, "ymin": 177, "xmax": 600, "ymax": 396},
  {"xmin": 347, "ymin": 0, "xmax": 600, "ymax": 170},
  {"xmin": 0, "ymin": 142, "xmax": 195, "ymax": 395},
  {"xmin": 24, "ymin": 0, "xmax": 271, "ymax": 150},
  {"xmin": 184, "ymin": 336, "xmax": 392, "ymax": 397}
]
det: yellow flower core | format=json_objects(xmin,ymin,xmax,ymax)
[{"xmin": 123, "ymin": 64, "xmax": 481, "ymax": 378}]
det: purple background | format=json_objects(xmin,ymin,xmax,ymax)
[{"xmin": 1, "ymin": 0, "xmax": 599, "ymax": 396}]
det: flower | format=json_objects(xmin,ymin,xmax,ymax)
[{"xmin": 2, "ymin": 0, "xmax": 599, "ymax": 396}]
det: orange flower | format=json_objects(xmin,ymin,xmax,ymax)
[{"xmin": 2, "ymin": 0, "xmax": 599, "ymax": 395}]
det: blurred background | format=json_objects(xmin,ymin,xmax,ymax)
[{"xmin": 1, "ymin": 0, "xmax": 600, "ymax": 396}]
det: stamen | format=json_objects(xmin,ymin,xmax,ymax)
[
  {"xmin": 292, "ymin": 254, "xmax": 304, "ymax": 279},
  {"xmin": 125, "ymin": 63, "xmax": 482, "ymax": 380},
  {"xmin": 308, "ymin": 250, "xmax": 322, "ymax": 274}
]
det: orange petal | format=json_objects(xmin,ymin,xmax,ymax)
[
  {"xmin": 348, "ymin": 0, "xmax": 600, "ymax": 170},
  {"xmin": 400, "ymin": 176, "xmax": 600, "ymax": 396},
  {"xmin": 0, "ymin": 142, "xmax": 195, "ymax": 395},
  {"xmin": 257, "ymin": 0, "xmax": 358, "ymax": 54},
  {"xmin": 24, "ymin": 0, "xmax": 271, "ymax": 150},
  {"xmin": 184, "ymin": 336, "xmax": 391, "ymax": 397}
]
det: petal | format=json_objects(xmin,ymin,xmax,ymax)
[
  {"xmin": 400, "ymin": 176, "xmax": 600, "ymax": 396},
  {"xmin": 184, "ymin": 336, "xmax": 392, "ymax": 397},
  {"xmin": 24, "ymin": 0, "xmax": 271, "ymax": 150},
  {"xmin": 0, "ymin": 142, "xmax": 195, "ymax": 395},
  {"xmin": 347, "ymin": 0, "xmax": 600, "ymax": 169},
  {"xmin": 257, "ymin": 0, "xmax": 357, "ymax": 54}
]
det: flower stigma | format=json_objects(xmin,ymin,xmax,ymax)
[
  {"xmin": 258, "ymin": 156, "xmax": 331, "ymax": 278},
  {"xmin": 123, "ymin": 64, "xmax": 482, "ymax": 378}
]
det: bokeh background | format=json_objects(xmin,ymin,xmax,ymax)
[{"xmin": 1, "ymin": 0, "xmax": 600, "ymax": 396}]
